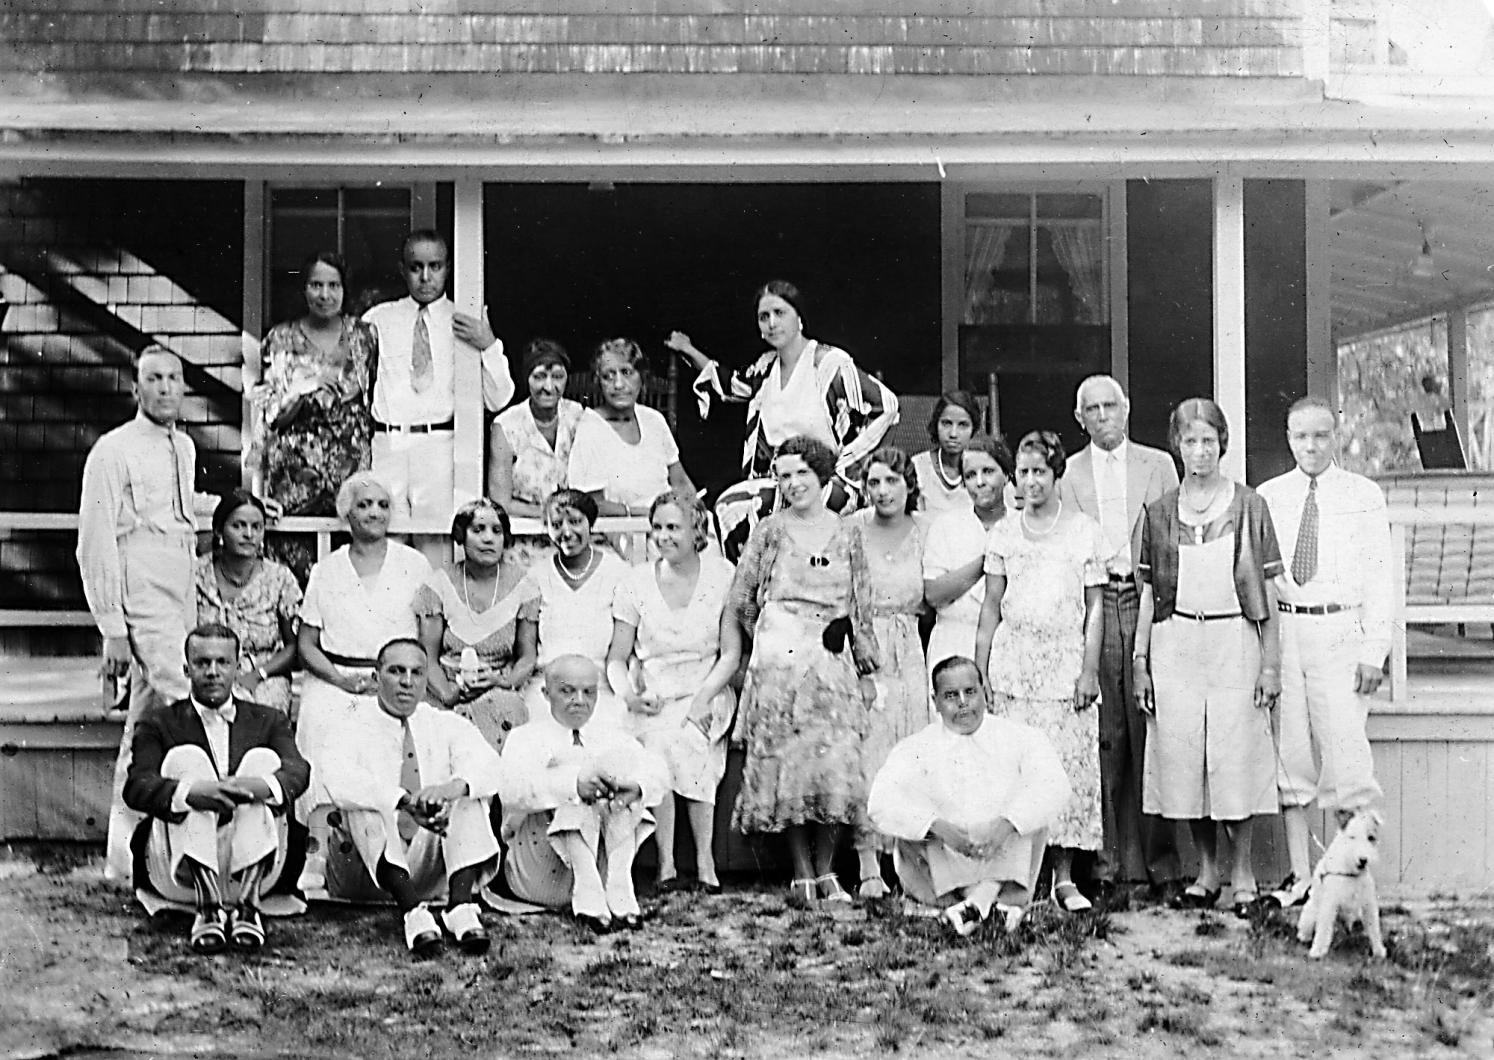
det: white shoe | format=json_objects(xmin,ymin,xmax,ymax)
[
  {"xmin": 994, "ymin": 902, "xmax": 1026, "ymax": 934},
  {"xmin": 942, "ymin": 899, "xmax": 983, "ymax": 937},
  {"xmin": 403, "ymin": 906, "xmax": 443, "ymax": 958}
]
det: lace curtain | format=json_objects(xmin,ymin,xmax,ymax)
[
  {"xmin": 963, "ymin": 224, "xmax": 1015, "ymax": 324},
  {"xmin": 1050, "ymin": 222, "xmax": 1105, "ymax": 325}
]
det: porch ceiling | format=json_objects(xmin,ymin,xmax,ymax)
[{"xmin": 1330, "ymin": 179, "xmax": 1494, "ymax": 342}]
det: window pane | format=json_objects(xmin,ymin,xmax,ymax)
[
  {"xmin": 965, "ymin": 192, "xmax": 1031, "ymax": 222},
  {"xmin": 964, "ymin": 221, "xmax": 1029, "ymax": 324},
  {"xmin": 1037, "ymin": 193, "xmax": 1103, "ymax": 220}
]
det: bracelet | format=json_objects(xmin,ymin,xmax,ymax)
[{"xmin": 1131, "ymin": 651, "xmax": 1148, "ymax": 662}]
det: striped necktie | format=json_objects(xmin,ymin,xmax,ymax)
[
  {"xmin": 1291, "ymin": 477, "xmax": 1319, "ymax": 585},
  {"xmin": 411, "ymin": 307, "xmax": 433, "ymax": 394},
  {"xmin": 397, "ymin": 720, "xmax": 422, "ymax": 842}
]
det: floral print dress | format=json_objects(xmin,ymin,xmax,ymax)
[{"xmin": 193, "ymin": 553, "xmax": 303, "ymax": 712}]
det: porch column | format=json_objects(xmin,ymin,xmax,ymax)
[
  {"xmin": 241, "ymin": 180, "xmax": 266, "ymax": 492},
  {"xmin": 1213, "ymin": 175, "xmax": 1247, "ymax": 482},
  {"xmin": 1449, "ymin": 308, "xmax": 1470, "ymax": 459},
  {"xmin": 451, "ymin": 179, "xmax": 484, "ymax": 511}
]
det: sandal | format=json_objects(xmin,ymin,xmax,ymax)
[
  {"xmin": 788, "ymin": 878, "xmax": 817, "ymax": 904},
  {"xmin": 815, "ymin": 873, "xmax": 853, "ymax": 904},
  {"xmin": 190, "ymin": 908, "xmax": 228, "ymax": 956},
  {"xmin": 1170, "ymin": 884, "xmax": 1222, "ymax": 911},
  {"xmin": 942, "ymin": 899, "xmax": 983, "ymax": 937},
  {"xmin": 228, "ymin": 907, "xmax": 266, "ymax": 951},
  {"xmin": 1052, "ymin": 882, "xmax": 1093, "ymax": 914}
]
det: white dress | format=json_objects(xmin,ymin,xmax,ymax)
[
  {"xmin": 612, "ymin": 556, "xmax": 738, "ymax": 802},
  {"xmin": 912, "ymin": 450, "xmax": 974, "ymax": 520},
  {"xmin": 523, "ymin": 549, "xmax": 630, "ymax": 723},
  {"xmin": 922, "ymin": 507, "xmax": 991, "ymax": 680},
  {"xmin": 297, "ymin": 542, "xmax": 430, "ymax": 806},
  {"xmin": 567, "ymin": 405, "xmax": 680, "ymax": 512}
]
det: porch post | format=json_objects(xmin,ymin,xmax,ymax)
[
  {"xmin": 241, "ymin": 180, "xmax": 266, "ymax": 492},
  {"xmin": 1213, "ymin": 174, "xmax": 1247, "ymax": 482},
  {"xmin": 451, "ymin": 179, "xmax": 484, "ymax": 511},
  {"xmin": 1304, "ymin": 180, "xmax": 1336, "ymax": 404},
  {"xmin": 1448, "ymin": 308, "xmax": 1470, "ymax": 460}
]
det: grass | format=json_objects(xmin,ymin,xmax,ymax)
[{"xmin": 12, "ymin": 867, "xmax": 1494, "ymax": 1058}]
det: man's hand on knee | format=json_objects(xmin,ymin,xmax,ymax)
[{"xmin": 184, "ymin": 780, "xmax": 240, "ymax": 815}]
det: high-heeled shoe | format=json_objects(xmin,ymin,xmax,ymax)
[
  {"xmin": 788, "ymin": 878, "xmax": 817, "ymax": 904},
  {"xmin": 815, "ymin": 873, "xmax": 853, "ymax": 904}
]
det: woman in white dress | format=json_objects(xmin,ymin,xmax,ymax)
[
  {"xmin": 523, "ymin": 489, "xmax": 630, "ymax": 723},
  {"xmin": 666, "ymin": 280, "xmax": 899, "ymax": 558},
  {"xmin": 567, "ymin": 337, "xmax": 696, "ymax": 518},
  {"xmin": 922, "ymin": 435, "xmax": 1014, "ymax": 682},
  {"xmin": 416, "ymin": 499, "xmax": 539, "ymax": 754},
  {"xmin": 911, "ymin": 390, "xmax": 980, "ymax": 519},
  {"xmin": 606, "ymin": 490, "xmax": 740, "ymax": 892},
  {"xmin": 297, "ymin": 471, "xmax": 430, "ymax": 806}
]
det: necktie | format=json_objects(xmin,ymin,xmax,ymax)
[
  {"xmin": 167, "ymin": 427, "xmax": 188, "ymax": 524},
  {"xmin": 1099, "ymin": 450, "xmax": 1127, "ymax": 561},
  {"xmin": 572, "ymin": 729, "xmax": 584, "ymax": 748},
  {"xmin": 398, "ymin": 720, "xmax": 422, "ymax": 842},
  {"xmin": 1291, "ymin": 477, "xmax": 1319, "ymax": 585},
  {"xmin": 411, "ymin": 307, "xmax": 433, "ymax": 394}
]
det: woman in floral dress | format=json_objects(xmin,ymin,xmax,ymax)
[
  {"xmin": 729, "ymin": 435, "xmax": 880, "ymax": 905},
  {"xmin": 416, "ymin": 499, "xmax": 539, "ymax": 754},
  {"xmin": 975, "ymin": 431, "xmax": 1106, "ymax": 913},
  {"xmin": 851, "ymin": 447, "xmax": 931, "ymax": 899},
  {"xmin": 252, "ymin": 251, "xmax": 377, "ymax": 518},
  {"xmin": 194, "ymin": 490, "xmax": 302, "ymax": 713}
]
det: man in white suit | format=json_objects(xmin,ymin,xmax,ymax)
[{"xmin": 1058, "ymin": 374, "xmax": 1183, "ymax": 901}]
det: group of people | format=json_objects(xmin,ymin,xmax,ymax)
[{"xmin": 77, "ymin": 229, "xmax": 1391, "ymax": 953}]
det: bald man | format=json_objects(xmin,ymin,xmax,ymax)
[
  {"xmin": 1058, "ymin": 374, "xmax": 1183, "ymax": 900},
  {"xmin": 498, "ymin": 655, "xmax": 668, "ymax": 934}
]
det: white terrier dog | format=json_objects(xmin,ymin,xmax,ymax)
[{"xmin": 1296, "ymin": 809, "xmax": 1387, "ymax": 960}]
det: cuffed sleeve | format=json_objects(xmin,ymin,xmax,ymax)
[{"xmin": 481, "ymin": 340, "xmax": 515, "ymax": 412}]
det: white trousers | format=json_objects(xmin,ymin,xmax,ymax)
[
  {"xmin": 504, "ymin": 803, "xmax": 654, "ymax": 919},
  {"xmin": 893, "ymin": 828, "xmax": 1046, "ymax": 905},
  {"xmin": 107, "ymin": 531, "xmax": 196, "ymax": 881},
  {"xmin": 371, "ymin": 431, "xmax": 454, "ymax": 525},
  {"xmin": 142, "ymin": 745, "xmax": 286, "ymax": 907},
  {"xmin": 336, "ymin": 797, "xmax": 499, "ymax": 903},
  {"xmin": 1275, "ymin": 610, "xmax": 1383, "ymax": 811}
]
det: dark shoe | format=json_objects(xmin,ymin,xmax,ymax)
[
  {"xmin": 190, "ymin": 908, "xmax": 228, "ymax": 955},
  {"xmin": 1263, "ymin": 873, "xmax": 1311, "ymax": 910},
  {"xmin": 440, "ymin": 903, "xmax": 491, "ymax": 956},
  {"xmin": 617, "ymin": 913, "xmax": 644, "ymax": 931},
  {"xmin": 1232, "ymin": 887, "xmax": 1261, "ymax": 919},
  {"xmin": 404, "ymin": 906, "xmax": 444, "ymax": 960},
  {"xmin": 575, "ymin": 913, "xmax": 613, "ymax": 936},
  {"xmin": 229, "ymin": 907, "xmax": 266, "ymax": 951},
  {"xmin": 1149, "ymin": 879, "xmax": 1187, "ymax": 907},
  {"xmin": 698, "ymin": 880, "xmax": 723, "ymax": 896},
  {"xmin": 655, "ymin": 875, "xmax": 684, "ymax": 894},
  {"xmin": 1170, "ymin": 884, "xmax": 1221, "ymax": 911}
]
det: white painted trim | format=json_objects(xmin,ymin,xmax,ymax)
[
  {"xmin": 451, "ymin": 179, "xmax": 484, "ymax": 509},
  {"xmin": 1301, "ymin": 0, "xmax": 1332, "ymax": 84},
  {"xmin": 241, "ymin": 180, "xmax": 266, "ymax": 492},
  {"xmin": 1304, "ymin": 178, "xmax": 1335, "ymax": 404},
  {"xmin": 1213, "ymin": 174, "xmax": 1248, "ymax": 482}
]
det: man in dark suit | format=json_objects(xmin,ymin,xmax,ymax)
[
  {"xmin": 1057, "ymin": 375, "xmax": 1183, "ymax": 901},
  {"xmin": 124, "ymin": 622, "xmax": 309, "ymax": 955}
]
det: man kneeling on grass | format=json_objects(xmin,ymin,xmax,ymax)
[
  {"xmin": 124, "ymin": 623, "xmax": 309, "ymax": 955},
  {"xmin": 498, "ymin": 655, "xmax": 667, "ymax": 935},
  {"xmin": 867, "ymin": 656, "xmax": 1071, "ymax": 936},
  {"xmin": 319, "ymin": 638, "xmax": 503, "ymax": 959}
]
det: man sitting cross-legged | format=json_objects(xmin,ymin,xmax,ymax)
[
  {"xmin": 498, "ymin": 654, "xmax": 667, "ymax": 935},
  {"xmin": 867, "ymin": 655, "xmax": 1071, "ymax": 936},
  {"xmin": 318, "ymin": 638, "xmax": 503, "ymax": 959},
  {"xmin": 123, "ymin": 622, "xmax": 310, "ymax": 955}
]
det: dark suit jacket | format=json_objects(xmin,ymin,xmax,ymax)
[{"xmin": 123, "ymin": 697, "xmax": 310, "ymax": 823}]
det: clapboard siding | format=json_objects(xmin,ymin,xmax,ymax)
[{"xmin": 0, "ymin": 3, "xmax": 1306, "ymax": 78}]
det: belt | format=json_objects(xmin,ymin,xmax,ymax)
[
  {"xmin": 1171, "ymin": 609, "xmax": 1242, "ymax": 622},
  {"xmin": 373, "ymin": 418, "xmax": 454, "ymax": 434},
  {"xmin": 1105, "ymin": 572, "xmax": 1136, "ymax": 586},
  {"xmin": 1278, "ymin": 601, "xmax": 1351, "ymax": 616},
  {"xmin": 322, "ymin": 650, "xmax": 377, "ymax": 667}
]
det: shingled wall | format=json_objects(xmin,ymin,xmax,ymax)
[{"xmin": 0, "ymin": 1, "xmax": 1306, "ymax": 79}]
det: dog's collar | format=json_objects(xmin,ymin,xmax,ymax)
[{"xmin": 1318, "ymin": 870, "xmax": 1366, "ymax": 877}]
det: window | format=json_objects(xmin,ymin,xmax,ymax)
[{"xmin": 266, "ymin": 186, "xmax": 413, "ymax": 325}]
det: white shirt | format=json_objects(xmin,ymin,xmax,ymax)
[
  {"xmin": 320, "ymin": 699, "xmax": 503, "ymax": 815},
  {"xmin": 566, "ymin": 406, "xmax": 680, "ymax": 510},
  {"xmin": 76, "ymin": 411, "xmax": 200, "ymax": 639},
  {"xmin": 1258, "ymin": 463, "xmax": 1394, "ymax": 668},
  {"xmin": 866, "ymin": 716, "xmax": 1071, "ymax": 841},
  {"xmin": 497, "ymin": 711, "xmax": 668, "ymax": 835},
  {"xmin": 361, "ymin": 296, "xmax": 514, "ymax": 425},
  {"xmin": 1089, "ymin": 438, "xmax": 1130, "ymax": 574}
]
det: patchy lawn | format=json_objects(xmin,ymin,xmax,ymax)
[{"xmin": 3, "ymin": 856, "xmax": 1492, "ymax": 1059}]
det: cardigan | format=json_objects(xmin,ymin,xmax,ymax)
[{"xmin": 1136, "ymin": 482, "xmax": 1283, "ymax": 622}]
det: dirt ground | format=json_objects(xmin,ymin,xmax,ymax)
[{"xmin": 3, "ymin": 853, "xmax": 1493, "ymax": 1060}]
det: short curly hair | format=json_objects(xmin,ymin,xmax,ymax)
[
  {"xmin": 862, "ymin": 446, "xmax": 920, "ymax": 515},
  {"xmin": 543, "ymin": 487, "xmax": 599, "ymax": 528},
  {"xmin": 334, "ymin": 471, "xmax": 392, "ymax": 522},
  {"xmin": 1015, "ymin": 431, "xmax": 1067, "ymax": 480},
  {"xmin": 649, "ymin": 490, "xmax": 712, "ymax": 553},
  {"xmin": 961, "ymin": 434, "xmax": 1016, "ymax": 479},
  {"xmin": 773, "ymin": 434, "xmax": 838, "ymax": 486}
]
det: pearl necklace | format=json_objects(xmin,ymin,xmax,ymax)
[
  {"xmin": 556, "ymin": 546, "xmax": 596, "ymax": 586},
  {"xmin": 931, "ymin": 450, "xmax": 962, "ymax": 491},
  {"xmin": 1021, "ymin": 498, "xmax": 1062, "ymax": 538},
  {"xmin": 461, "ymin": 564, "xmax": 500, "ymax": 613}
]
